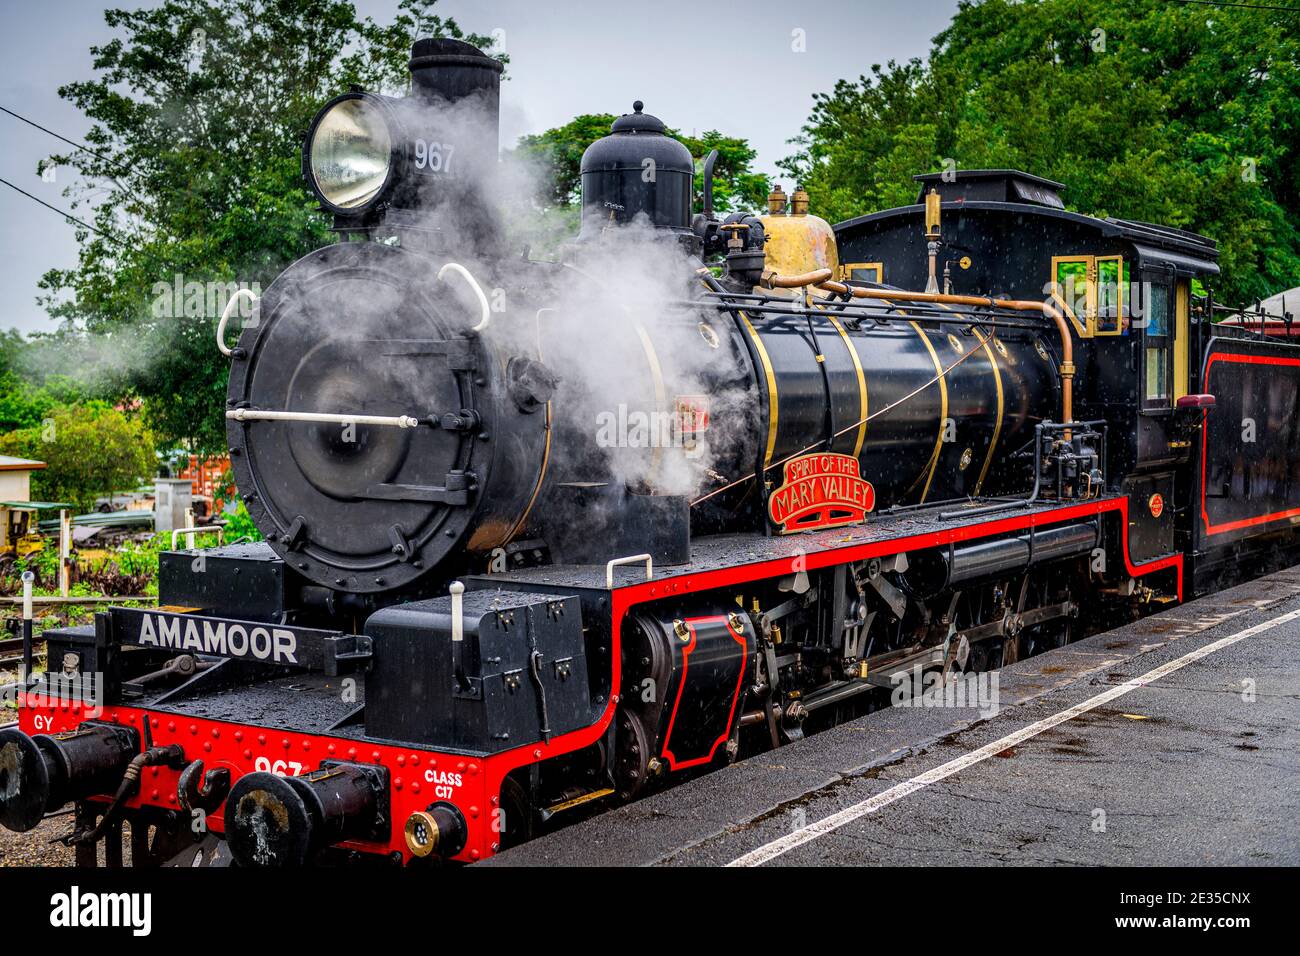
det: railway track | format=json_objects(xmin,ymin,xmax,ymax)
[{"xmin": 0, "ymin": 635, "xmax": 42, "ymax": 670}]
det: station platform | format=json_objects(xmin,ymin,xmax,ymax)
[{"xmin": 488, "ymin": 565, "xmax": 1300, "ymax": 866}]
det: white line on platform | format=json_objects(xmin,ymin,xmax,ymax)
[{"xmin": 727, "ymin": 605, "xmax": 1300, "ymax": 867}]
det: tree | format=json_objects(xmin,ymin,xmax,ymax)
[
  {"xmin": 515, "ymin": 115, "xmax": 770, "ymax": 217},
  {"xmin": 781, "ymin": 0, "xmax": 1300, "ymax": 306},
  {"xmin": 37, "ymin": 0, "xmax": 503, "ymax": 453},
  {"xmin": 0, "ymin": 332, "xmax": 90, "ymax": 432},
  {"xmin": 0, "ymin": 403, "xmax": 156, "ymax": 512}
]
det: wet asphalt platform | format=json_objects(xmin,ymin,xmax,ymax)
[{"xmin": 490, "ymin": 566, "xmax": 1300, "ymax": 866}]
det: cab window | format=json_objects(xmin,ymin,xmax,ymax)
[
  {"xmin": 842, "ymin": 262, "xmax": 883, "ymax": 284},
  {"xmin": 1142, "ymin": 281, "xmax": 1171, "ymax": 408},
  {"xmin": 1051, "ymin": 255, "xmax": 1125, "ymax": 336}
]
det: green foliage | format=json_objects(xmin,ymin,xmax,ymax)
[
  {"xmin": 221, "ymin": 497, "xmax": 263, "ymax": 542},
  {"xmin": 781, "ymin": 0, "xmax": 1300, "ymax": 305},
  {"xmin": 13, "ymin": 546, "xmax": 61, "ymax": 586},
  {"xmin": 37, "ymin": 0, "xmax": 503, "ymax": 453},
  {"xmin": 0, "ymin": 331, "xmax": 92, "ymax": 431},
  {"xmin": 514, "ymin": 115, "xmax": 770, "ymax": 219},
  {"xmin": 678, "ymin": 130, "xmax": 771, "ymax": 216},
  {"xmin": 0, "ymin": 403, "xmax": 156, "ymax": 512},
  {"xmin": 516, "ymin": 114, "xmax": 622, "ymax": 208}
]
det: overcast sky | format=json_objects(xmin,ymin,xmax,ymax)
[{"xmin": 0, "ymin": 0, "xmax": 960, "ymax": 335}]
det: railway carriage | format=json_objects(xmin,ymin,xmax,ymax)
[{"xmin": 2, "ymin": 39, "xmax": 1297, "ymax": 867}]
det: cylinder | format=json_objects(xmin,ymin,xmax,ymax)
[{"xmin": 910, "ymin": 520, "xmax": 1099, "ymax": 594}]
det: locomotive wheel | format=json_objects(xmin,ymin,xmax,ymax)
[{"xmin": 613, "ymin": 711, "xmax": 651, "ymax": 799}]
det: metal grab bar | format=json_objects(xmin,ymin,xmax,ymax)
[
  {"xmin": 438, "ymin": 262, "xmax": 491, "ymax": 332},
  {"xmin": 171, "ymin": 526, "xmax": 225, "ymax": 550},
  {"xmin": 216, "ymin": 289, "xmax": 260, "ymax": 357},
  {"xmin": 606, "ymin": 553, "xmax": 653, "ymax": 588},
  {"xmin": 226, "ymin": 409, "xmax": 422, "ymax": 428}
]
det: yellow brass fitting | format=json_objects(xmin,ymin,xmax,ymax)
[
  {"xmin": 728, "ymin": 611, "xmax": 746, "ymax": 633},
  {"xmin": 790, "ymin": 186, "xmax": 810, "ymax": 216},
  {"xmin": 404, "ymin": 810, "xmax": 440, "ymax": 858},
  {"xmin": 925, "ymin": 188, "xmax": 942, "ymax": 239},
  {"xmin": 767, "ymin": 184, "xmax": 788, "ymax": 215},
  {"xmin": 673, "ymin": 619, "xmax": 690, "ymax": 642}
]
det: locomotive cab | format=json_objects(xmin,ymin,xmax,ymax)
[{"xmin": 835, "ymin": 170, "xmax": 1220, "ymax": 565}]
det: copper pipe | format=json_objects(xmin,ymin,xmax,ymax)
[
  {"xmin": 818, "ymin": 280, "xmax": 1074, "ymax": 431},
  {"xmin": 763, "ymin": 268, "xmax": 833, "ymax": 289}
]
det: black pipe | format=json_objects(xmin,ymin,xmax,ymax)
[
  {"xmin": 685, "ymin": 295, "xmax": 1045, "ymax": 332},
  {"xmin": 702, "ymin": 149, "xmax": 718, "ymax": 218}
]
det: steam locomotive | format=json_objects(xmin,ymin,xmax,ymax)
[{"xmin": 3, "ymin": 39, "xmax": 1297, "ymax": 867}]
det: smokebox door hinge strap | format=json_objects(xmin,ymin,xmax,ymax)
[{"xmin": 364, "ymin": 473, "xmax": 475, "ymax": 505}]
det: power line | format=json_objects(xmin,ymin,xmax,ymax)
[
  {"xmin": 0, "ymin": 105, "xmax": 136, "ymax": 178},
  {"xmin": 0, "ymin": 175, "xmax": 123, "ymax": 244},
  {"xmin": 1170, "ymin": 0, "xmax": 1300, "ymax": 12}
]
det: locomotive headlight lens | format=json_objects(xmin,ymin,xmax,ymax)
[{"xmin": 307, "ymin": 96, "xmax": 393, "ymax": 211}]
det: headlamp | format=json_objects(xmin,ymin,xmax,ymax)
[{"xmin": 304, "ymin": 93, "xmax": 395, "ymax": 214}]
